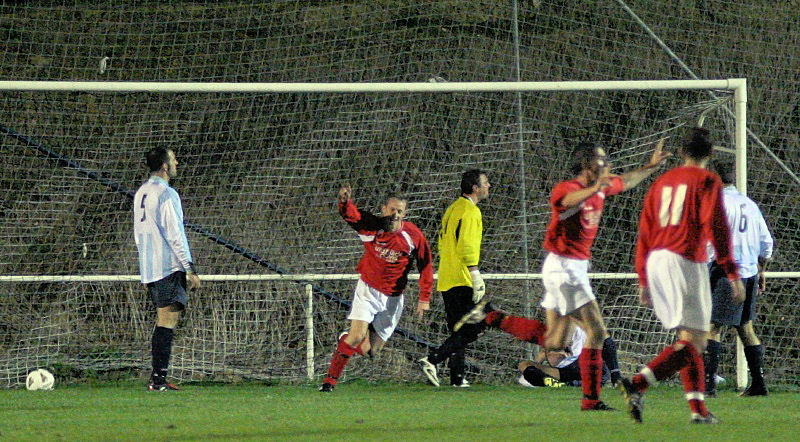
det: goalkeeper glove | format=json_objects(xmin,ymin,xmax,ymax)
[{"xmin": 470, "ymin": 269, "xmax": 485, "ymax": 303}]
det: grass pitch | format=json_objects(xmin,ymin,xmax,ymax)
[{"xmin": 2, "ymin": 381, "xmax": 795, "ymax": 441}]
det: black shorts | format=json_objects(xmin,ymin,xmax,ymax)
[
  {"xmin": 710, "ymin": 263, "xmax": 758, "ymax": 327},
  {"xmin": 558, "ymin": 360, "xmax": 611, "ymax": 386},
  {"xmin": 441, "ymin": 286, "xmax": 477, "ymax": 330},
  {"xmin": 147, "ymin": 271, "xmax": 188, "ymax": 310},
  {"xmin": 559, "ymin": 360, "xmax": 582, "ymax": 386}
]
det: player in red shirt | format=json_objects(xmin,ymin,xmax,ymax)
[
  {"xmin": 458, "ymin": 139, "xmax": 669, "ymax": 410},
  {"xmin": 320, "ymin": 184, "xmax": 434, "ymax": 392},
  {"xmin": 537, "ymin": 139, "xmax": 669, "ymax": 410},
  {"xmin": 619, "ymin": 127, "xmax": 745, "ymax": 424}
]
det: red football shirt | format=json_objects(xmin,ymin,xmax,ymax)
[
  {"xmin": 339, "ymin": 199, "xmax": 434, "ymax": 302},
  {"xmin": 543, "ymin": 176, "xmax": 624, "ymax": 259},
  {"xmin": 635, "ymin": 166, "xmax": 739, "ymax": 286}
]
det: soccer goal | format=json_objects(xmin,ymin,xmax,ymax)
[{"xmin": 1, "ymin": 78, "xmax": 795, "ymax": 390}]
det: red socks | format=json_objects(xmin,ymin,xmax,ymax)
[
  {"xmin": 579, "ymin": 348, "xmax": 604, "ymax": 410},
  {"xmin": 493, "ymin": 314, "xmax": 546, "ymax": 346},
  {"xmin": 680, "ymin": 344, "xmax": 709, "ymax": 416},
  {"xmin": 632, "ymin": 340, "xmax": 692, "ymax": 391},
  {"xmin": 633, "ymin": 340, "xmax": 709, "ymax": 416},
  {"xmin": 323, "ymin": 337, "xmax": 359, "ymax": 386}
]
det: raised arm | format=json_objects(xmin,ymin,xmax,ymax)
[
  {"xmin": 559, "ymin": 167, "xmax": 615, "ymax": 209},
  {"xmin": 619, "ymin": 138, "xmax": 671, "ymax": 191},
  {"xmin": 337, "ymin": 183, "xmax": 385, "ymax": 231}
]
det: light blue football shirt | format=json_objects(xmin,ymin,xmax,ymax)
[{"xmin": 133, "ymin": 176, "xmax": 193, "ymax": 283}]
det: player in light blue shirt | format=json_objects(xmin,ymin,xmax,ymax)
[
  {"xmin": 133, "ymin": 147, "xmax": 201, "ymax": 391},
  {"xmin": 134, "ymin": 174, "xmax": 194, "ymax": 283},
  {"xmin": 705, "ymin": 159, "xmax": 773, "ymax": 397}
]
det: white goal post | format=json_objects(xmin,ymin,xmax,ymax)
[
  {"xmin": 0, "ymin": 78, "xmax": 750, "ymax": 187},
  {"xmin": 0, "ymin": 77, "xmax": 750, "ymax": 188}
]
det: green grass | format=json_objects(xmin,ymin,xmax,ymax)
[{"xmin": 1, "ymin": 381, "xmax": 795, "ymax": 441}]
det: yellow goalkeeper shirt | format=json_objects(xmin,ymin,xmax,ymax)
[{"xmin": 437, "ymin": 196, "xmax": 483, "ymax": 292}]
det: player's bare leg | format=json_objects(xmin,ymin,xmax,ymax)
[
  {"xmin": 543, "ymin": 309, "xmax": 571, "ymax": 351},
  {"xmin": 518, "ymin": 360, "xmax": 560, "ymax": 380},
  {"xmin": 342, "ymin": 319, "xmax": 369, "ymax": 349},
  {"xmin": 737, "ymin": 321, "xmax": 760, "ymax": 347},
  {"xmin": 569, "ymin": 302, "xmax": 607, "ymax": 348},
  {"xmin": 365, "ymin": 328, "xmax": 386, "ymax": 358}
]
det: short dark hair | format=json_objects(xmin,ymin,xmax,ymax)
[
  {"xmin": 713, "ymin": 159, "xmax": 736, "ymax": 185},
  {"xmin": 384, "ymin": 195, "xmax": 407, "ymax": 206},
  {"xmin": 570, "ymin": 141, "xmax": 598, "ymax": 175},
  {"xmin": 680, "ymin": 127, "xmax": 713, "ymax": 161},
  {"xmin": 146, "ymin": 147, "xmax": 170, "ymax": 172},
  {"xmin": 460, "ymin": 169, "xmax": 486, "ymax": 195}
]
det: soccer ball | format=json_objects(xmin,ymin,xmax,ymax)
[{"xmin": 26, "ymin": 369, "xmax": 55, "ymax": 391}]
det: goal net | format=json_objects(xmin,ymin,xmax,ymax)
[
  {"xmin": 1, "ymin": 1, "xmax": 798, "ymax": 391},
  {"xmin": 1, "ymin": 79, "xmax": 776, "ymax": 389}
]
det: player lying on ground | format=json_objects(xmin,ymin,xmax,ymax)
[
  {"xmin": 517, "ymin": 323, "xmax": 611, "ymax": 388},
  {"xmin": 456, "ymin": 309, "xmax": 621, "ymax": 388}
]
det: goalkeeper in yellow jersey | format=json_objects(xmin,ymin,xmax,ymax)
[{"xmin": 418, "ymin": 169, "xmax": 490, "ymax": 387}]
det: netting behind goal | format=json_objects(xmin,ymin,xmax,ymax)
[
  {"xmin": 0, "ymin": 85, "xmax": 760, "ymax": 387},
  {"xmin": 1, "ymin": 1, "xmax": 799, "ymax": 390}
]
